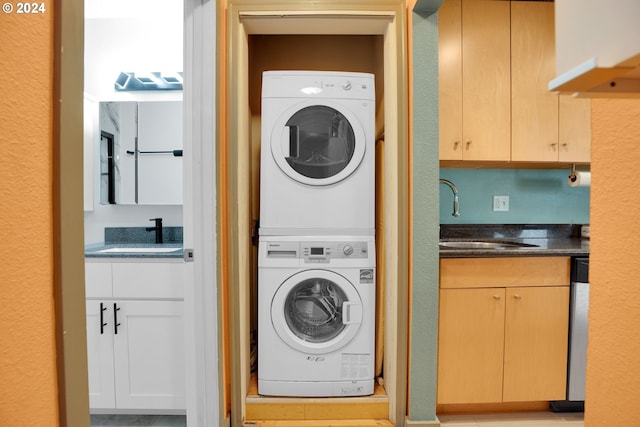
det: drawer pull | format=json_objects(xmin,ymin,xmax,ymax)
[
  {"xmin": 100, "ymin": 302, "xmax": 107, "ymax": 335},
  {"xmin": 114, "ymin": 303, "xmax": 121, "ymax": 335}
]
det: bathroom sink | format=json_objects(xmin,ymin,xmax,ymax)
[
  {"xmin": 97, "ymin": 247, "xmax": 182, "ymax": 253},
  {"xmin": 439, "ymin": 240, "xmax": 539, "ymax": 250}
]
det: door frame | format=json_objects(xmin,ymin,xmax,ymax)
[
  {"xmin": 224, "ymin": 1, "xmax": 409, "ymax": 425},
  {"xmin": 55, "ymin": 0, "xmax": 222, "ymax": 425}
]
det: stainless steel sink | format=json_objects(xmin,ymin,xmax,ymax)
[{"xmin": 439, "ymin": 240, "xmax": 539, "ymax": 250}]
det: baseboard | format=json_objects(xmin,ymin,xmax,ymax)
[{"xmin": 405, "ymin": 416, "xmax": 441, "ymax": 426}]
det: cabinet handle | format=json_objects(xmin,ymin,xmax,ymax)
[
  {"xmin": 113, "ymin": 303, "xmax": 121, "ymax": 335},
  {"xmin": 561, "ymin": 142, "xmax": 569, "ymax": 151},
  {"xmin": 513, "ymin": 294, "xmax": 522, "ymax": 300},
  {"xmin": 466, "ymin": 140, "xmax": 472, "ymax": 150},
  {"xmin": 493, "ymin": 295, "xmax": 501, "ymax": 300},
  {"xmin": 100, "ymin": 302, "xmax": 107, "ymax": 335},
  {"xmin": 453, "ymin": 140, "xmax": 460, "ymax": 150},
  {"xmin": 550, "ymin": 142, "xmax": 558, "ymax": 151}
]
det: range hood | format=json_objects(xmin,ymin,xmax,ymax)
[{"xmin": 549, "ymin": 0, "xmax": 640, "ymax": 98}]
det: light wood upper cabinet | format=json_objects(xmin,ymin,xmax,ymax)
[
  {"xmin": 440, "ymin": 0, "xmax": 591, "ymax": 165},
  {"xmin": 437, "ymin": 257, "xmax": 570, "ymax": 405},
  {"xmin": 511, "ymin": 1, "xmax": 559, "ymax": 162},
  {"xmin": 438, "ymin": 0, "xmax": 462, "ymax": 160},
  {"xmin": 511, "ymin": 1, "xmax": 591, "ymax": 164},
  {"xmin": 439, "ymin": 0, "xmax": 511, "ymax": 161},
  {"xmin": 558, "ymin": 95, "xmax": 591, "ymax": 163}
]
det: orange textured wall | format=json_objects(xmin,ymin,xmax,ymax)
[
  {"xmin": 586, "ymin": 99, "xmax": 640, "ymax": 427},
  {"xmin": 0, "ymin": 8, "xmax": 60, "ymax": 427}
]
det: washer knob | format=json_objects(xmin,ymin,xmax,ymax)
[
  {"xmin": 342, "ymin": 81, "xmax": 352, "ymax": 91},
  {"xmin": 343, "ymin": 245, "xmax": 354, "ymax": 255}
]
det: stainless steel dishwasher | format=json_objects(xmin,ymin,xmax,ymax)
[
  {"xmin": 568, "ymin": 257, "xmax": 589, "ymax": 401},
  {"xmin": 551, "ymin": 256, "xmax": 589, "ymax": 412}
]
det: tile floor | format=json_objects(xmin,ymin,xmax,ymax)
[
  {"xmin": 439, "ymin": 411, "xmax": 584, "ymax": 427},
  {"xmin": 90, "ymin": 415, "xmax": 186, "ymax": 427}
]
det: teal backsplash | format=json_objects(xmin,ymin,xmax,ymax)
[{"xmin": 439, "ymin": 169, "xmax": 590, "ymax": 224}]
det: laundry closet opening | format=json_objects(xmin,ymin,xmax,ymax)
[{"xmin": 246, "ymin": 33, "xmax": 388, "ymax": 414}]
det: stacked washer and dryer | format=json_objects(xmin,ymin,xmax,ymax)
[{"xmin": 258, "ymin": 71, "xmax": 377, "ymax": 397}]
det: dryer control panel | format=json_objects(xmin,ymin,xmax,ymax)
[{"xmin": 302, "ymin": 241, "xmax": 368, "ymax": 263}]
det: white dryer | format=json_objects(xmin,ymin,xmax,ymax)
[
  {"xmin": 258, "ymin": 235, "xmax": 376, "ymax": 397},
  {"xmin": 259, "ymin": 71, "xmax": 375, "ymax": 236}
]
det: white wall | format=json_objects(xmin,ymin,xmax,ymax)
[{"xmin": 84, "ymin": 0, "xmax": 183, "ymax": 244}]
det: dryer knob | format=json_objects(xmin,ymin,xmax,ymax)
[
  {"xmin": 343, "ymin": 245, "xmax": 354, "ymax": 256},
  {"xmin": 342, "ymin": 81, "xmax": 352, "ymax": 91}
]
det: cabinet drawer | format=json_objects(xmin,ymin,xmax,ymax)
[
  {"xmin": 85, "ymin": 262, "xmax": 113, "ymax": 298},
  {"xmin": 440, "ymin": 257, "xmax": 570, "ymax": 289},
  {"xmin": 112, "ymin": 262, "xmax": 184, "ymax": 299}
]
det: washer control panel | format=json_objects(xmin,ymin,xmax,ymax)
[{"xmin": 302, "ymin": 241, "xmax": 368, "ymax": 263}]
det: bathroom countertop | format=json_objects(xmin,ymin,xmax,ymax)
[
  {"xmin": 85, "ymin": 242, "xmax": 184, "ymax": 259},
  {"xmin": 85, "ymin": 226, "xmax": 184, "ymax": 259}
]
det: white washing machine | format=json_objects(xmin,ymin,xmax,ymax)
[
  {"xmin": 258, "ymin": 235, "xmax": 376, "ymax": 397},
  {"xmin": 259, "ymin": 70, "xmax": 376, "ymax": 236}
]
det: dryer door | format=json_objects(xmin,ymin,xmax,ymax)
[
  {"xmin": 270, "ymin": 101, "xmax": 366, "ymax": 186},
  {"xmin": 271, "ymin": 269, "xmax": 363, "ymax": 355}
]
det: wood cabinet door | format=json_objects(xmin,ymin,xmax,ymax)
[
  {"xmin": 511, "ymin": 1, "xmax": 559, "ymax": 162},
  {"xmin": 461, "ymin": 0, "xmax": 511, "ymax": 161},
  {"xmin": 503, "ymin": 286, "xmax": 570, "ymax": 402},
  {"xmin": 438, "ymin": 0, "xmax": 463, "ymax": 161},
  {"xmin": 113, "ymin": 301, "xmax": 186, "ymax": 410},
  {"xmin": 559, "ymin": 95, "xmax": 592, "ymax": 163},
  {"xmin": 437, "ymin": 288, "xmax": 506, "ymax": 404},
  {"xmin": 86, "ymin": 301, "xmax": 116, "ymax": 409}
]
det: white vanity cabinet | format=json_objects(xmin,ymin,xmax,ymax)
[{"xmin": 85, "ymin": 260, "xmax": 186, "ymax": 413}]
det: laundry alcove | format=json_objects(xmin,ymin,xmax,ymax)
[{"xmin": 221, "ymin": 2, "xmax": 409, "ymax": 426}]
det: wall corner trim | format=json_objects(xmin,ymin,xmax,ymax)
[{"xmin": 413, "ymin": 0, "xmax": 443, "ymax": 15}]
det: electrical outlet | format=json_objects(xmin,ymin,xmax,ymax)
[{"xmin": 493, "ymin": 195, "xmax": 509, "ymax": 212}]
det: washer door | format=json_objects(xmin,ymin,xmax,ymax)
[
  {"xmin": 271, "ymin": 269, "xmax": 363, "ymax": 355},
  {"xmin": 270, "ymin": 100, "xmax": 366, "ymax": 186}
]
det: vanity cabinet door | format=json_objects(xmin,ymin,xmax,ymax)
[
  {"xmin": 113, "ymin": 301, "xmax": 186, "ymax": 410},
  {"xmin": 137, "ymin": 101, "xmax": 183, "ymax": 205},
  {"xmin": 86, "ymin": 301, "xmax": 116, "ymax": 409}
]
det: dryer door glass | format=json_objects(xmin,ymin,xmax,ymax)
[
  {"xmin": 284, "ymin": 277, "xmax": 347, "ymax": 343},
  {"xmin": 284, "ymin": 106, "xmax": 356, "ymax": 179}
]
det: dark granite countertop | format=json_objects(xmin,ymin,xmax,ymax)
[
  {"xmin": 439, "ymin": 224, "xmax": 590, "ymax": 258},
  {"xmin": 85, "ymin": 226, "xmax": 184, "ymax": 259}
]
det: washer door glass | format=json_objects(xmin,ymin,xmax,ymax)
[
  {"xmin": 271, "ymin": 101, "xmax": 366, "ymax": 186},
  {"xmin": 271, "ymin": 269, "xmax": 363, "ymax": 355},
  {"xmin": 284, "ymin": 277, "xmax": 348, "ymax": 343}
]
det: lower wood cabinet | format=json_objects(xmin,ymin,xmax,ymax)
[
  {"xmin": 85, "ymin": 261, "xmax": 186, "ymax": 413},
  {"xmin": 437, "ymin": 257, "xmax": 570, "ymax": 405}
]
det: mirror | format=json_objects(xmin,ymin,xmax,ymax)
[{"xmin": 98, "ymin": 101, "xmax": 183, "ymax": 205}]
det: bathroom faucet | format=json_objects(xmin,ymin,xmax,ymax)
[
  {"xmin": 439, "ymin": 179, "xmax": 460, "ymax": 217},
  {"xmin": 146, "ymin": 218, "xmax": 164, "ymax": 244}
]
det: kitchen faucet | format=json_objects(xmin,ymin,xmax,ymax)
[
  {"xmin": 439, "ymin": 179, "xmax": 460, "ymax": 217},
  {"xmin": 146, "ymin": 217, "xmax": 164, "ymax": 244}
]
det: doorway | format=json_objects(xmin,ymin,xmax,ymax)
[{"xmin": 57, "ymin": 0, "xmax": 220, "ymax": 426}]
